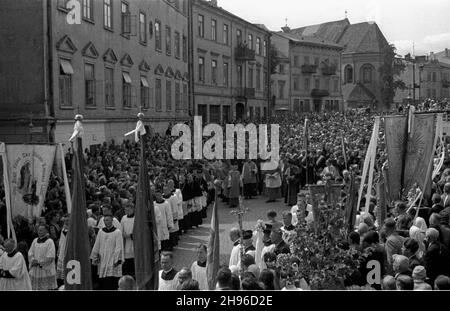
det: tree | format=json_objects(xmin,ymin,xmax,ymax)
[
  {"xmin": 269, "ymin": 43, "xmax": 281, "ymax": 74},
  {"xmin": 379, "ymin": 44, "xmax": 406, "ymax": 110}
]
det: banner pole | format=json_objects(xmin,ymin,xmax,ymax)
[{"xmin": 0, "ymin": 143, "xmax": 16, "ymax": 241}]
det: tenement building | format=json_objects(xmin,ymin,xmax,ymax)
[
  {"xmin": 288, "ymin": 18, "xmax": 390, "ymax": 110},
  {"xmin": 0, "ymin": 0, "xmax": 190, "ymax": 148},
  {"xmin": 191, "ymin": 0, "xmax": 271, "ymax": 123},
  {"xmin": 275, "ymin": 27, "xmax": 343, "ymax": 113}
]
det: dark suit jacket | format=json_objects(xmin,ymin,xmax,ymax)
[
  {"xmin": 424, "ymin": 241, "xmax": 448, "ymax": 282},
  {"xmin": 274, "ymin": 241, "xmax": 291, "ymax": 255}
]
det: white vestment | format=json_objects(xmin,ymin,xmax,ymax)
[
  {"xmin": 154, "ymin": 201, "xmax": 171, "ymax": 241},
  {"xmin": 0, "ymin": 251, "xmax": 32, "ymax": 290},
  {"xmin": 167, "ymin": 195, "xmax": 179, "ymax": 232},
  {"xmin": 120, "ymin": 215, "xmax": 135, "ymax": 259},
  {"xmin": 229, "ymin": 243, "xmax": 242, "ymax": 268},
  {"xmin": 90, "ymin": 228, "xmax": 124, "ymax": 278},
  {"xmin": 158, "ymin": 270, "xmax": 179, "ymax": 291},
  {"xmin": 190, "ymin": 261, "xmax": 208, "ymax": 290},
  {"xmin": 97, "ymin": 216, "xmax": 121, "ymax": 230}
]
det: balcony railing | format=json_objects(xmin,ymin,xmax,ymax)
[
  {"xmin": 235, "ymin": 44, "xmax": 256, "ymax": 61},
  {"xmin": 311, "ymin": 89, "xmax": 330, "ymax": 97},
  {"xmin": 301, "ymin": 64, "xmax": 318, "ymax": 74},
  {"xmin": 321, "ymin": 64, "xmax": 337, "ymax": 76},
  {"xmin": 443, "ymin": 80, "xmax": 450, "ymax": 88},
  {"xmin": 234, "ymin": 87, "xmax": 256, "ymax": 99}
]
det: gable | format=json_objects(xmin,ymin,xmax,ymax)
[
  {"xmin": 103, "ymin": 48, "xmax": 118, "ymax": 64},
  {"xmin": 120, "ymin": 53, "xmax": 134, "ymax": 67},
  {"xmin": 165, "ymin": 66, "xmax": 174, "ymax": 78},
  {"xmin": 82, "ymin": 42, "xmax": 99, "ymax": 59},
  {"xmin": 56, "ymin": 35, "xmax": 77, "ymax": 54},
  {"xmin": 139, "ymin": 60, "xmax": 151, "ymax": 72},
  {"xmin": 183, "ymin": 72, "xmax": 189, "ymax": 81},
  {"xmin": 175, "ymin": 70, "xmax": 183, "ymax": 80}
]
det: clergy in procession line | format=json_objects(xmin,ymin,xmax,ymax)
[
  {"xmin": 0, "ymin": 239, "xmax": 32, "ymax": 290},
  {"xmin": 158, "ymin": 251, "xmax": 179, "ymax": 291},
  {"xmin": 120, "ymin": 202, "xmax": 135, "ymax": 278},
  {"xmin": 154, "ymin": 189, "xmax": 174, "ymax": 251},
  {"xmin": 97, "ymin": 204, "xmax": 121, "ymax": 230},
  {"xmin": 229, "ymin": 227, "xmax": 242, "ymax": 268},
  {"xmin": 242, "ymin": 230, "xmax": 256, "ymax": 259},
  {"xmin": 242, "ymin": 158, "xmax": 258, "ymax": 199},
  {"xmin": 172, "ymin": 180, "xmax": 184, "ymax": 238},
  {"xmin": 28, "ymin": 224, "xmax": 57, "ymax": 290},
  {"xmin": 164, "ymin": 183, "xmax": 179, "ymax": 248},
  {"xmin": 228, "ymin": 164, "xmax": 241, "ymax": 208},
  {"xmin": 90, "ymin": 214, "xmax": 124, "ymax": 290},
  {"xmin": 264, "ymin": 162, "xmax": 282, "ymax": 203},
  {"xmin": 284, "ymin": 159, "xmax": 301, "ymax": 206},
  {"xmin": 56, "ymin": 215, "xmax": 69, "ymax": 286},
  {"xmin": 190, "ymin": 244, "xmax": 208, "ymax": 290},
  {"xmin": 259, "ymin": 227, "xmax": 275, "ymax": 271}
]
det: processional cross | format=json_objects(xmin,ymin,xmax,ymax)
[{"xmin": 230, "ymin": 196, "xmax": 250, "ymax": 268}]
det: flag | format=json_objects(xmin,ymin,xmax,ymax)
[
  {"xmin": 206, "ymin": 183, "xmax": 220, "ymax": 290},
  {"xmin": 341, "ymin": 134, "xmax": 348, "ymax": 170},
  {"xmin": 133, "ymin": 131, "xmax": 160, "ymax": 290},
  {"xmin": 0, "ymin": 143, "xmax": 16, "ymax": 241},
  {"xmin": 63, "ymin": 137, "xmax": 92, "ymax": 290}
]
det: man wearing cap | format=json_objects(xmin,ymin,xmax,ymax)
[
  {"xmin": 412, "ymin": 266, "xmax": 432, "ymax": 290},
  {"xmin": 241, "ymin": 230, "xmax": 256, "ymax": 259}
]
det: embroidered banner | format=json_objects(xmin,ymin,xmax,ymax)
[
  {"xmin": 5, "ymin": 144, "xmax": 56, "ymax": 220},
  {"xmin": 384, "ymin": 116, "xmax": 407, "ymax": 201}
]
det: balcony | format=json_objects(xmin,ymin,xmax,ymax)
[
  {"xmin": 234, "ymin": 87, "xmax": 256, "ymax": 99},
  {"xmin": 443, "ymin": 80, "xmax": 450, "ymax": 88},
  {"xmin": 321, "ymin": 64, "xmax": 337, "ymax": 76},
  {"xmin": 301, "ymin": 64, "xmax": 318, "ymax": 74},
  {"xmin": 235, "ymin": 44, "xmax": 256, "ymax": 61},
  {"xmin": 311, "ymin": 89, "xmax": 330, "ymax": 97}
]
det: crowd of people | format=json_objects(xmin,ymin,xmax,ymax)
[{"xmin": 1, "ymin": 103, "xmax": 450, "ymax": 290}]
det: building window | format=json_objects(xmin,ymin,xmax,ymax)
[
  {"xmin": 105, "ymin": 67, "xmax": 114, "ymax": 107},
  {"xmin": 304, "ymin": 78, "xmax": 310, "ymax": 91},
  {"xmin": 59, "ymin": 59, "xmax": 73, "ymax": 107},
  {"xmin": 182, "ymin": 35, "xmax": 187, "ymax": 62},
  {"xmin": 304, "ymin": 56, "xmax": 310, "ymax": 64},
  {"xmin": 104, "ymin": 0, "xmax": 112, "ymax": 29},
  {"xmin": 166, "ymin": 80, "xmax": 172, "ymax": 111},
  {"xmin": 248, "ymin": 67, "xmax": 254, "ymax": 88},
  {"xmin": 175, "ymin": 82, "xmax": 181, "ymax": 111},
  {"xmin": 223, "ymin": 24, "xmax": 229, "ymax": 45},
  {"xmin": 198, "ymin": 56, "xmax": 205, "ymax": 82},
  {"xmin": 334, "ymin": 78, "xmax": 339, "ymax": 92},
  {"xmin": 237, "ymin": 29, "xmax": 242, "ymax": 44},
  {"xmin": 182, "ymin": 0, "xmax": 187, "ymax": 15},
  {"xmin": 237, "ymin": 65, "xmax": 243, "ymax": 87},
  {"xmin": 174, "ymin": 31, "xmax": 180, "ymax": 59},
  {"xmin": 198, "ymin": 14, "xmax": 204, "ymax": 37},
  {"xmin": 263, "ymin": 70, "xmax": 268, "ymax": 94},
  {"xmin": 84, "ymin": 63, "xmax": 95, "ymax": 107},
  {"xmin": 278, "ymin": 81, "xmax": 285, "ymax": 99},
  {"xmin": 166, "ymin": 26, "xmax": 171, "ymax": 55},
  {"xmin": 121, "ymin": 2, "xmax": 130, "ymax": 36},
  {"xmin": 293, "ymin": 55, "xmax": 299, "ymax": 67},
  {"xmin": 314, "ymin": 78, "xmax": 320, "ymax": 89},
  {"xmin": 325, "ymin": 77, "xmax": 330, "ymax": 91},
  {"xmin": 293, "ymin": 76, "xmax": 299, "ymax": 91},
  {"xmin": 432, "ymin": 72, "xmax": 437, "ymax": 82},
  {"xmin": 248, "ymin": 34, "xmax": 253, "ymax": 50},
  {"xmin": 83, "ymin": 0, "xmax": 93, "ymax": 21},
  {"xmin": 211, "ymin": 19, "xmax": 217, "ymax": 41},
  {"xmin": 211, "ymin": 60, "xmax": 218, "ymax": 85},
  {"xmin": 139, "ymin": 13, "xmax": 147, "ymax": 44},
  {"xmin": 155, "ymin": 21, "xmax": 162, "ymax": 51},
  {"xmin": 344, "ymin": 65, "xmax": 353, "ymax": 83},
  {"xmin": 314, "ymin": 57, "xmax": 319, "ymax": 66},
  {"xmin": 155, "ymin": 78, "xmax": 162, "ymax": 111},
  {"xmin": 223, "ymin": 106, "xmax": 230, "ymax": 123},
  {"xmin": 263, "ymin": 40, "xmax": 267, "ymax": 57},
  {"xmin": 183, "ymin": 83, "xmax": 188, "ymax": 111},
  {"xmin": 362, "ymin": 65, "xmax": 373, "ymax": 84},
  {"xmin": 256, "ymin": 38, "xmax": 261, "ymax": 55},
  {"xmin": 140, "ymin": 76, "xmax": 149, "ymax": 109},
  {"xmin": 279, "ymin": 64, "xmax": 284, "ymax": 74},
  {"xmin": 122, "ymin": 72, "xmax": 132, "ymax": 108},
  {"xmin": 256, "ymin": 67, "xmax": 261, "ymax": 91}
]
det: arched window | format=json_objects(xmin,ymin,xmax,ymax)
[
  {"xmin": 361, "ymin": 64, "xmax": 374, "ymax": 84},
  {"xmin": 344, "ymin": 65, "xmax": 353, "ymax": 83}
]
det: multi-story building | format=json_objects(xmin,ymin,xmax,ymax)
[
  {"xmin": 395, "ymin": 53, "xmax": 450, "ymax": 105},
  {"xmin": 190, "ymin": 0, "xmax": 271, "ymax": 123},
  {"xmin": 0, "ymin": 0, "xmax": 190, "ymax": 148},
  {"xmin": 274, "ymin": 28, "xmax": 343, "ymax": 113},
  {"xmin": 288, "ymin": 19, "xmax": 390, "ymax": 111}
]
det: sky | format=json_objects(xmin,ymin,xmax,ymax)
[{"xmin": 218, "ymin": 0, "xmax": 450, "ymax": 56}]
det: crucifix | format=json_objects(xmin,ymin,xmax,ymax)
[{"xmin": 230, "ymin": 196, "xmax": 249, "ymax": 268}]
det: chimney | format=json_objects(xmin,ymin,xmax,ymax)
[
  {"xmin": 209, "ymin": 0, "xmax": 218, "ymax": 7},
  {"xmin": 281, "ymin": 26, "xmax": 290, "ymax": 33}
]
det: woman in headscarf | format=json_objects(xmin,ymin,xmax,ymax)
[{"xmin": 409, "ymin": 217, "xmax": 427, "ymax": 257}]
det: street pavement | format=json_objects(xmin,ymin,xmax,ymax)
[{"xmin": 172, "ymin": 195, "xmax": 290, "ymax": 269}]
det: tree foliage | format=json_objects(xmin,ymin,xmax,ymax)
[
  {"xmin": 269, "ymin": 43, "xmax": 281, "ymax": 74},
  {"xmin": 379, "ymin": 44, "xmax": 406, "ymax": 109}
]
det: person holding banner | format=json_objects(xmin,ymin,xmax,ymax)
[{"xmin": 28, "ymin": 224, "xmax": 57, "ymax": 290}]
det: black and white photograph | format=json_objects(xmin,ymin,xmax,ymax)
[{"xmin": 1, "ymin": 0, "xmax": 450, "ymax": 300}]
